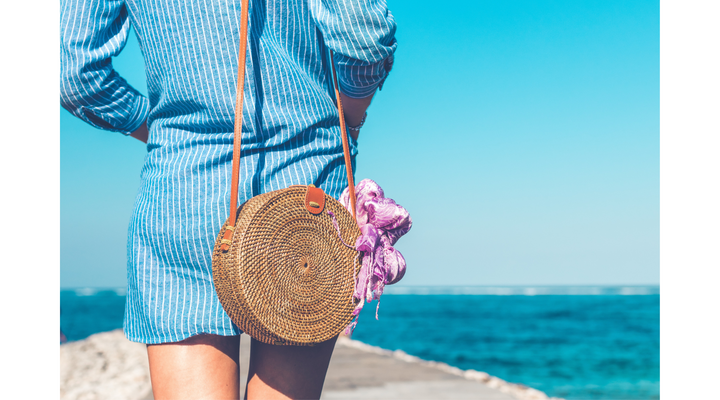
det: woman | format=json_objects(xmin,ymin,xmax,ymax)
[{"xmin": 60, "ymin": 0, "xmax": 397, "ymax": 398}]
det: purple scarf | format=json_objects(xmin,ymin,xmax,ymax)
[{"xmin": 336, "ymin": 179, "xmax": 412, "ymax": 333}]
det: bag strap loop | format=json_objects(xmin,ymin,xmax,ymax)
[{"xmin": 221, "ymin": 0, "xmax": 357, "ymax": 251}]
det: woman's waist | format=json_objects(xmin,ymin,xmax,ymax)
[
  {"xmin": 134, "ymin": 145, "xmax": 350, "ymax": 203},
  {"xmin": 147, "ymin": 104, "xmax": 340, "ymax": 143},
  {"xmin": 141, "ymin": 126, "xmax": 351, "ymax": 173}
]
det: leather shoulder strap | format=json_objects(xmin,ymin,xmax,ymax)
[
  {"xmin": 226, "ymin": 0, "xmax": 250, "ymax": 232},
  {"xmin": 330, "ymin": 54, "xmax": 358, "ymax": 219},
  {"xmin": 221, "ymin": 0, "xmax": 356, "ymax": 251}
]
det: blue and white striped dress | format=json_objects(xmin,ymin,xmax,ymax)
[{"xmin": 60, "ymin": 0, "xmax": 397, "ymax": 344}]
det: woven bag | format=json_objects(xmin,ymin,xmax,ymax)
[{"xmin": 211, "ymin": 0, "xmax": 361, "ymax": 346}]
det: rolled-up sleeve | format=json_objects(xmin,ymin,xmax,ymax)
[
  {"xmin": 309, "ymin": 0, "xmax": 398, "ymax": 98},
  {"xmin": 60, "ymin": 0, "xmax": 149, "ymax": 134}
]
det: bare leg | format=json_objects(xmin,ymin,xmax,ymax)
[
  {"xmin": 245, "ymin": 336, "xmax": 338, "ymax": 400},
  {"xmin": 147, "ymin": 334, "xmax": 241, "ymax": 400}
]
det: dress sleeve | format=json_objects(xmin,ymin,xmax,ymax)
[
  {"xmin": 309, "ymin": 0, "xmax": 398, "ymax": 99},
  {"xmin": 60, "ymin": 0, "xmax": 149, "ymax": 135}
]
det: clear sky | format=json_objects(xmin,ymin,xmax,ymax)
[{"xmin": 60, "ymin": 0, "xmax": 659, "ymax": 288}]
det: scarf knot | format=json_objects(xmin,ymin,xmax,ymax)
[{"xmin": 338, "ymin": 179, "xmax": 412, "ymax": 333}]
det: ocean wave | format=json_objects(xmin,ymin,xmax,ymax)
[
  {"xmin": 66, "ymin": 288, "xmax": 126, "ymax": 297},
  {"xmin": 382, "ymin": 286, "xmax": 659, "ymax": 295}
]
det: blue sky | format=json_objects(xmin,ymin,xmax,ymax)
[{"xmin": 60, "ymin": 0, "xmax": 659, "ymax": 288}]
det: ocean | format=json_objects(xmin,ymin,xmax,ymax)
[{"xmin": 60, "ymin": 286, "xmax": 659, "ymax": 400}]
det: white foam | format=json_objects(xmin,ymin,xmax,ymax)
[
  {"xmin": 74, "ymin": 288, "xmax": 98, "ymax": 296},
  {"xmin": 382, "ymin": 286, "xmax": 659, "ymax": 296},
  {"xmin": 69, "ymin": 287, "xmax": 126, "ymax": 296}
]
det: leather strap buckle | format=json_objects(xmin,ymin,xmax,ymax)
[{"xmin": 305, "ymin": 186, "xmax": 325, "ymax": 214}]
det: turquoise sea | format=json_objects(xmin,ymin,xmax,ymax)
[{"xmin": 60, "ymin": 286, "xmax": 659, "ymax": 400}]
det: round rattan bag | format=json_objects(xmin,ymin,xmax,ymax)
[{"xmin": 212, "ymin": 185, "xmax": 361, "ymax": 346}]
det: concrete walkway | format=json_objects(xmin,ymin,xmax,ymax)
[
  {"xmin": 60, "ymin": 330, "xmax": 557, "ymax": 400},
  {"xmin": 241, "ymin": 334, "xmax": 553, "ymax": 400},
  {"xmin": 320, "ymin": 338, "xmax": 520, "ymax": 400}
]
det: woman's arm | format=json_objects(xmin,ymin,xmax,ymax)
[
  {"xmin": 60, "ymin": 0, "xmax": 149, "ymax": 136},
  {"xmin": 310, "ymin": 0, "xmax": 396, "ymax": 138},
  {"xmin": 339, "ymin": 92, "xmax": 373, "ymax": 141}
]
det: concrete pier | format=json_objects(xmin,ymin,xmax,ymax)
[{"xmin": 60, "ymin": 330, "xmax": 559, "ymax": 400}]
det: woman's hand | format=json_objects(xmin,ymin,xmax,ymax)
[
  {"xmin": 339, "ymin": 92, "xmax": 373, "ymax": 141},
  {"xmin": 130, "ymin": 121, "xmax": 149, "ymax": 143},
  {"xmin": 349, "ymin": 127, "xmax": 359, "ymax": 141}
]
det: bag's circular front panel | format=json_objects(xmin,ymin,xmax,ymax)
[{"xmin": 237, "ymin": 187, "xmax": 360, "ymax": 344}]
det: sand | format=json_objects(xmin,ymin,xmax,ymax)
[{"xmin": 60, "ymin": 330, "xmax": 561, "ymax": 400}]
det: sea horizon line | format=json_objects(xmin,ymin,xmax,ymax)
[{"xmin": 61, "ymin": 285, "xmax": 660, "ymax": 296}]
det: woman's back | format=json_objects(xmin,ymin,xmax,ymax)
[{"xmin": 61, "ymin": 1, "xmax": 399, "ymax": 396}]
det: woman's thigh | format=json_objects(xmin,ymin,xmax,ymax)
[
  {"xmin": 245, "ymin": 336, "xmax": 338, "ymax": 400},
  {"xmin": 147, "ymin": 334, "xmax": 241, "ymax": 400}
]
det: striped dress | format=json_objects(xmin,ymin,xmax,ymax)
[{"xmin": 60, "ymin": 0, "xmax": 397, "ymax": 344}]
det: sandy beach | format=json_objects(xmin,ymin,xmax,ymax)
[{"xmin": 60, "ymin": 330, "xmax": 561, "ymax": 400}]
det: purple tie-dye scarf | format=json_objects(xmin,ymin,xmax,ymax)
[{"xmin": 335, "ymin": 179, "xmax": 412, "ymax": 333}]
